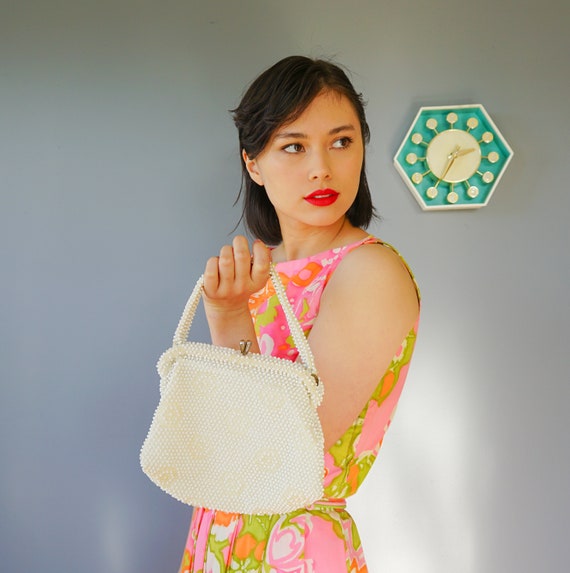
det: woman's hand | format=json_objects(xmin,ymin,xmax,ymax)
[{"xmin": 202, "ymin": 236, "xmax": 271, "ymax": 350}]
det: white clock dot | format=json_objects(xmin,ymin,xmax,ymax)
[
  {"xmin": 482, "ymin": 171, "xmax": 494, "ymax": 183},
  {"xmin": 426, "ymin": 118, "xmax": 438, "ymax": 130},
  {"xmin": 482, "ymin": 131, "xmax": 494, "ymax": 143},
  {"xmin": 467, "ymin": 117, "xmax": 479, "ymax": 129},
  {"xmin": 426, "ymin": 187, "xmax": 438, "ymax": 199},
  {"xmin": 467, "ymin": 186, "xmax": 479, "ymax": 198},
  {"xmin": 406, "ymin": 153, "xmax": 418, "ymax": 165},
  {"xmin": 446, "ymin": 112, "xmax": 458, "ymax": 125},
  {"xmin": 411, "ymin": 133, "xmax": 423, "ymax": 145},
  {"xmin": 411, "ymin": 172, "xmax": 423, "ymax": 184},
  {"xmin": 487, "ymin": 151, "xmax": 499, "ymax": 163},
  {"xmin": 447, "ymin": 191, "xmax": 459, "ymax": 204}
]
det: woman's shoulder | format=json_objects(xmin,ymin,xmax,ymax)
[
  {"xmin": 326, "ymin": 237, "xmax": 420, "ymax": 313},
  {"xmin": 338, "ymin": 236, "xmax": 414, "ymax": 277}
]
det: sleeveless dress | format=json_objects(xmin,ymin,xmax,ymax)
[{"xmin": 178, "ymin": 236, "xmax": 420, "ymax": 573}]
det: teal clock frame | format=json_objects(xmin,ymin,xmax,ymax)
[{"xmin": 394, "ymin": 104, "xmax": 513, "ymax": 210}]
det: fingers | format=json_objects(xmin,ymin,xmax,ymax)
[
  {"xmin": 203, "ymin": 256, "xmax": 221, "ymax": 297},
  {"xmin": 218, "ymin": 244, "xmax": 236, "ymax": 283},
  {"xmin": 203, "ymin": 236, "xmax": 271, "ymax": 300},
  {"xmin": 251, "ymin": 239, "xmax": 271, "ymax": 289},
  {"xmin": 232, "ymin": 236, "xmax": 252, "ymax": 284}
]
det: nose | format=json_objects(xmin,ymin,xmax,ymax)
[{"xmin": 308, "ymin": 149, "xmax": 332, "ymax": 182}]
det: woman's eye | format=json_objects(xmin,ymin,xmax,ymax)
[
  {"xmin": 282, "ymin": 143, "xmax": 304, "ymax": 153},
  {"xmin": 332, "ymin": 136, "xmax": 353, "ymax": 149}
]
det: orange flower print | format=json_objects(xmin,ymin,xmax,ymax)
[
  {"xmin": 254, "ymin": 540, "xmax": 266, "ymax": 562},
  {"xmin": 234, "ymin": 532, "xmax": 258, "ymax": 560},
  {"xmin": 214, "ymin": 510, "xmax": 239, "ymax": 527},
  {"xmin": 349, "ymin": 557, "xmax": 368, "ymax": 573},
  {"xmin": 378, "ymin": 370, "xmax": 395, "ymax": 400},
  {"xmin": 347, "ymin": 463, "xmax": 360, "ymax": 492},
  {"xmin": 178, "ymin": 549, "xmax": 191, "ymax": 573},
  {"xmin": 291, "ymin": 261, "xmax": 322, "ymax": 286}
]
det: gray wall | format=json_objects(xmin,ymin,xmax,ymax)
[{"xmin": 1, "ymin": 1, "xmax": 568, "ymax": 572}]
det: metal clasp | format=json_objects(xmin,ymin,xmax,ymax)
[{"xmin": 239, "ymin": 339, "xmax": 252, "ymax": 356}]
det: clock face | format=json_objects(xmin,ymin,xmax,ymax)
[{"xmin": 394, "ymin": 105, "xmax": 513, "ymax": 210}]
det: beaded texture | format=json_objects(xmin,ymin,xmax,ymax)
[{"xmin": 140, "ymin": 266, "xmax": 325, "ymax": 515}]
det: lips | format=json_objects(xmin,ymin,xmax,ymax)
[{"xmin": 303, "ymin": 188, "xmax": 339, "ymax": 206}]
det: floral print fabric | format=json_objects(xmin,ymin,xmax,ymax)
[{"xmin": 179, "ymin": 237, "xmax": 420, "ymax": 572}]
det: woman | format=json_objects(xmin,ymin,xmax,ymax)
[{"xmin": 179, "ymin": 56, "xmax": 420, "ymax": 572}]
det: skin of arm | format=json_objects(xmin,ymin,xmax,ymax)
[{"xmin": 308, "ymin": 243, "xmax": 420, "ymax": 449}]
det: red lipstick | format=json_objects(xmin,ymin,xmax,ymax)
[{"xmin": 304, "ymin": 188, "xmax": 339, "ymax": 206}]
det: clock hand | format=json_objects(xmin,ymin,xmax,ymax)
[
  {"xmin": 454, "ymin": 147, "xmax": 476, "ymax": 158},
  {"xmin": 439, "ymin": 146, "xmax": 459, "ymax": 181},
  {"xmin": 438, "ymin": 146, "xmax": 475, "ymax": 181}
]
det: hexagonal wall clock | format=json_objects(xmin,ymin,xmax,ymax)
[{"xmin": 394, "ymin": 104, "xmax": 513, "ymax": 210}]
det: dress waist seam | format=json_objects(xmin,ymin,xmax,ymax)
[{"xmin": 305, "ymin": 498, "xmax": 347, "ymax": 511}]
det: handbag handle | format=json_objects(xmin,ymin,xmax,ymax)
[{"xmin": 172, "ymin": 265, "xmax": 319, "ymax": 376}]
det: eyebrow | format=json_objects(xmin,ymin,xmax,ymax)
[{"xmin": 274, "ymin": 124, "xmax": 357, "ymax": 140}]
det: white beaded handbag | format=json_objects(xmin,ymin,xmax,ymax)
[{"xmin": 140, "ymin": 265, "xmax": 325, "ymax": 515}]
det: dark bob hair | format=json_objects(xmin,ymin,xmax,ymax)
[{"xmin": 232, "ymin": 55, "xmax": 376, "ymax": 245}]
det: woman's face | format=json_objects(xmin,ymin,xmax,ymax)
[{"xmin": 244, "ymin": 90, "xmax": 364, "ymax": 236}]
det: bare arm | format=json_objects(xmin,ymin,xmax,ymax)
[{"xmin": 308, "ymin": 244, "xmax": 420, "ymax": 449}]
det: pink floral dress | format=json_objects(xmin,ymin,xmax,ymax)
[{"xmin": 179, "ymin": 236, "xmax": 420, "ymax": 573}]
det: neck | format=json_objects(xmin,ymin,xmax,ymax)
[{"xmin": 273, "ymin": 219, "xmax": 368, "ymax": 262}]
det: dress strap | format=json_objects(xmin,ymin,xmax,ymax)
[{"xmin": 374, "ymin": 239, "xmax": 421, "ymax": 304}]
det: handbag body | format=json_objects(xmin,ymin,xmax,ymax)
[{"xmin": 140, "ymin": 265, "xmax": 325, "ymax": 515}]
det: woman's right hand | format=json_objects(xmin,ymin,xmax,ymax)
[{"xmin": 202, "ymin": 236, "xmax": 271, "ymax": 350}]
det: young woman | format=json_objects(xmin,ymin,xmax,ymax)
[{"xmin": 179, "ymin": 55, "xmax": 420, "ymax": 573}]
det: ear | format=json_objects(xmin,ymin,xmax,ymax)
[{"xmin": 242, "ymin": 149, "xmax": 264, "ymax": 186}]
